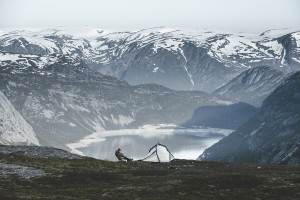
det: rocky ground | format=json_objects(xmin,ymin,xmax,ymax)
[{"xmin": 0, "ymin": 146, "xmax": 299, "ymax": 200}]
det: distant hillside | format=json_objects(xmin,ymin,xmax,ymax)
[
  {"xmin": 200, "ymin": 71, "xmax": 300, "ymax": 165},
  {"xmin": 214, "ymin": 66, "xmax": 286, "ymax": 107},
  {"xmin": 183, "ymin": 102, "xmax": 258, "ymax": 130}
]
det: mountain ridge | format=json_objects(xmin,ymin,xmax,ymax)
[
  {"xmin": 1, "ymin": 27, "xmax": 299, "ymax": 92},
  {"xmin": 214, "ymin": 65, "xmax": 286, "ymax": 107}
]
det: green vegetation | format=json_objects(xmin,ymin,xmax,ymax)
[{"xmin": 0, "ymin": 152, "xmax": 299, "ymax": 200}]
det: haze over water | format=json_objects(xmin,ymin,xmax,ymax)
[{"xmin": 68, "ymin": 125, "xmax": 233, "ymax": 161}]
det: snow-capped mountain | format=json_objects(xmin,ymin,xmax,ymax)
[
  {"xmin": 1, "ymin": 27, "xmax": 299, "ymax": 92},
  {"xmin": 0, "ymin": 91, "xmax": 39, "ymax": 145},
  {"xmin": 199, "ymin": 71, "xmax": 300, "ymax": 165},
  {"xmin": 214, "ymin": 66, "xmax": 286, "ymax": 107},
  {"xmin": 0, "ymin": 53, "xmax": 233, "ymax": 149}
]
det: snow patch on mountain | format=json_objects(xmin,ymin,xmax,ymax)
[
  {"xmin": 110, "ymin": 114, "xmax": 135, "ymax": 127},
  {"xmin": 0, "ymin": 52, "xmax": 59, "ymax": 69},
  {"xmin": 0, "ymin": 53, "xmax": 20, "ymax": 62},
  {"xmin": 293, "ymin": 32, "xmax": 300, "ymax": 46},
  {"xmin": 281, "ymin": 47, "xmax": 286, "ymax": 65},
  {"xmin": 153, "ymin": 39, "xmax": 184, "ymax": 53}
]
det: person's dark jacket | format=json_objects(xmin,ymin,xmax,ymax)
[{"xmin": 115, "ymin": 150, "xmax": 132, "ymax": 161}]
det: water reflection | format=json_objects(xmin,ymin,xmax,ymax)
[{"xmin": 78, "ymin": 128, "xmax": 231, "ymax": 161}]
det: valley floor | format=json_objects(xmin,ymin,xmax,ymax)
[{"xmin": 0, "ymin": 150, "xmax": 299, "ymax": 200}]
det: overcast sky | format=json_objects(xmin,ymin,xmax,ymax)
[{"xmin": 0, "ymin": 0, "xmax": 299, "ymax": 33}]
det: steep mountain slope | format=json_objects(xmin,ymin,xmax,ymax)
[
  {"xmin": 214, "ymin": 66, "xmax": 286, "ymax": 107},
  {"xmin": 0, "ymin": 52, "xmax": 233, "ymax": 149},
  {"xmin": 0, "ymin": 91, "xmax": 39, "ymax": 145},
  {"xmin": 278, "ymin": 32, "xmax": 300, "ymax": 72},
  {"xmin": 199, "ymin": 71, "xmax": 300, "ymax": 165},
  {"xmin": 1, "ymin": 28, "xmax": 299, "ymax": 92}
]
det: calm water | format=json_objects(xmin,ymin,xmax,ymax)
[{"xmin": 73, "ymin": 126, "xmax": 233, "ymax": 161}]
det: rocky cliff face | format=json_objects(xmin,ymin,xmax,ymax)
[
  {"xmin": 214, "ymin": 66, "xmax": 286, "ymax": 107},
  {"xmin": 1, "ymin": 28, "xmax": 299, "ymax": 92},
  {"xmin": 199, "ymin": 71, "xmax": 300, "ymax": 165},
  {"xmin": 0, "ymin": 91, "xmax": 39, "ymax": 145}
]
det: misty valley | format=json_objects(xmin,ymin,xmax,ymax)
[{"xmin": 0, "ymin": 27, "xmax": 299, "ymax": 164}]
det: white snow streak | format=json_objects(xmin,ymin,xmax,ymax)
[{"xmin": 281, "ymin": 48, "xmax": 286, "ymax": 65}]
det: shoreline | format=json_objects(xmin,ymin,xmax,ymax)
[{"xmin": 66, "ymin": 124, "xmax": 234, "ymax": 157}]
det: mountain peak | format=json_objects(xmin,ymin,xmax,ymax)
[{"xmin": 1, "ymin": 27, "xmax": 299, "ymax": 92}]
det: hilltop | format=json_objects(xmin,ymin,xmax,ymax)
[{"xmin": 0, "ymin": 145, "xmax": 299, "ymax": 200}]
